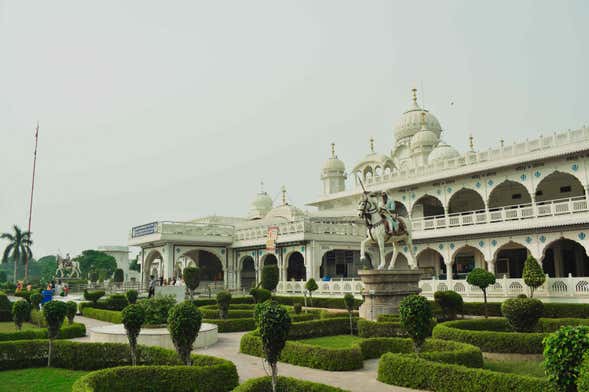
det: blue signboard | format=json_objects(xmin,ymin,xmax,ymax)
[{"xmin": 132, "ymin": 222, "xmax": 158, "ymax": 238}]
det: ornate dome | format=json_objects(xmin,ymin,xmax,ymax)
[
  {"xmin": 248, "ymin": 184, "xmax": 273, "ymax": 220},
  {"xmin": 352, "ymin": 138, "xmax": 395, "ymax": 173},
  {"xmin": 394, "ymin": 89, "xmax": 442, "ymax": 141},
  {"xmin": 411, "ymin": 111, "xmax": 439, "ymax": 150},
  {"xmin": 428, "ymin": 141, "xmax": 460, "ymax": 163},
  {"xmin": 322, "ymin": 143, "xmax": 346, "ymax": 172}
]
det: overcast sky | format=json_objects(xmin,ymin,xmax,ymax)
[{"xmin": 1, "ymin": 1, "xmax": 588, "ymax": 258}]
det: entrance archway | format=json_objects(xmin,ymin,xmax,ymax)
[
  {"xmin": 143, "ymin": 250, "xmax": 163, "ymax": 283},
  {"xmin": 450, "ymin": 245, "xmax": 486, "ymax": 279},
  {"xmin": 262, "ymin": 253, "xmax": 278, "ymax": 266},
  {"xmin": 411, "ymin": 195, "xmax": 445, "ymax": 219},
  {"xmin": 494, "ymin": 242, "xmax": 529, "ymax": 278},
  {"xmin": 320, "ymin": 250, "xmax": 365, "ymax": 279},
  {"xmin": 448, "ymin": 188, "xmax": 485, "ymax": 214},
  {"xmin": 240, "ymin": 256, "xmax": 256, "ymax": 290},
  {"xmin": 286, "ymin": 252, "xmax": 306, "ymax": 281},
  {"xmin": 542, "ymin": 239, "xmax": 589, "ymax": 277},
  {"xmin": 488, "ymin": 180, "xmax": 532, "ymax": 209},
  {"xmin": 416, "ymin": 248, "xmax": 444, "ymax": 278},
  {"xmin": 181, "ymin": 249, "xmax": 224, "ymax": 283}
]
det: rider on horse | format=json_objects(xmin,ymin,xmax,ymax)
[{"xmin": 377, "ymin": 191, "xmax": 400, "ymax": 235}]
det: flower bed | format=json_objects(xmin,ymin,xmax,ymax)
[
  {"xmin": 0, "ymin": 323, "xmax": 86, "ymax": 341},
  {"xmin": 233, "ymin": 376, "xmax": 348, "ymax": 392},
  {"xmin": 377, "ymin": 353, "xmax": 555, "ymax": 392}
]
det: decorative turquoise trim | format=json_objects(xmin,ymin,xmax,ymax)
[
  {"xmin": 403, "ymin": 246, "xmax": 408, "ymax": 253},
  {"xmin": 525, "ymin": 237, "xmax": 532, "ymax": 244},
  {"xmin": 488, "ymin": 180, "xmax": 494, "ymax": 186},
  {"xmin": 534, "ymin": 171, "xmax": 542, "ymax": 178},
  {"xmin": 579, "ymin": 232, "xmax": 586, "ymax": 241},
  {"xmin": 475, "ymin": 181, "xmax": 481, "ymax": 188},
  {"xmin": 520, "ymin": 174, "xmax": 527, "ymax": 181},
  {"xmin": 449, "ymin": 243, "xmax": 455, "ymax": 249},
  {"xmin": 539, "ymin": 235, "xmax": 546, "ymax": 243},
  {"xmin": 572, "ymin": 164, "xmax": 579, "ymax": 172},
  {"xmin": 478, "ymin": 240, "xmax": 484, "ymax": 247},
  {"xmin": 402, "ymin": 195, "xmax": 407, "ymax": 201},
  {"xmin": 438, "ymin": 244, "xmax": 444, "ymax": 250},
  {"xmin": 437, "ymin": 189, "xmax": 442, "ymax": 195},
  {"xmin": 221, "ymin": 249, "xmax": 225, "ymax": 255},
  {"xmin": 300, "ymin": 246, "xmax": 305, "ymax": 252},
  {"xmin": 411, "ymin": 192, "xmax": 416, "ymax": 199},
  {"xmin": 413, "ymin": 246, "xmax": 417, "ymax": 253},
  {"xmin": 491, "ymin": 239, "xmax": 497, "ymax": 247}
]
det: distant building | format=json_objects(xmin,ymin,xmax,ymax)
[
  {"xmin": 98, "ymin": 245, "xmax": 140, "ymax": 282},
  {"xmin": 130, "ymin": 89, "xmax": 589, "ymax": 301}
]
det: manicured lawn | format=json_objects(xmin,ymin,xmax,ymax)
[
  {"xmin": 299, "ymin": 334, "xmax": 364, "ymax": 348},
  {"xmin": 0, "ymin": 368, "xmax": 88, "ymax": 392},
  {"xmin": 484, "ymin": 359, "xmax": 546, "ymax": 379},
  {"xmin": 0, "ymin": 322, "xmax": 38, "ymax": 333}
]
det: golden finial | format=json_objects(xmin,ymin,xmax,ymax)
[
  {"xmin": 411, "ymin": 88, "xmax": 418, "ymax": 105},
  {"xmin": 369, "ymin": 137, "xmax": 375, "ymax": 153},
  {"xmin": 330, "ymin": 142, "xmax": 336, "ymax": 158},
  {"xmin": 469, "ymin": 134, "xmax": 474, "ymax": 151},
  {"xmin": 281, "ymin": 185, "xmax": 287, "ymax": 206}
]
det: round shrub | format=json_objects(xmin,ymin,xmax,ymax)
[
  {"xmin": 466, "ymin": 268, "xmax": 495, "ymax": 318},
  {"xmin": 30, "ymin": 292, "xmax": 42, "ymax": 310},
  {"xmin": 104, "ymin": 293, "xmax": 129, "ymax": 310},
  {"xmin": 305, "ymin": 279, "xmax": 318, "ymax": 306},
  {"xmin": 501, "ymin": 297, "xmax": 544, "ymax": 332},
  {"xmin": 250, "ymin": 288, "xmax": 271, "ymax": 304},
  {"xmin": 257, "ymin": 300, "xmax": 291, "ymax": 390},
  {"xmin": 122, "ymin": 304, "xmax": 145, "ymax": 366},
  {"xmin": 399, "ymin": 295, "xmax": 432, "ymax": 352},
  {"xmin": 522, "ymin": 256, "xmax": 545, "ymax": 298},
  {"xmin": 11, "ymin": 300, "xmax": 31, "ymax": 331},
  {"xmin": 261, "ymin": 265, "xmax": 279, "ymax": 291},
  {"xmin": 43, "ymin": 300, "xmax": 68, "ymax": 366},
  {"xmin": 126, "ymin": 289, "xmax": 138, "ymax": 304},
  {"xmin": 66, "ymin": 301, "xmax": 77, "ymax": 324},
  {"xmin": 293, "ymin": 303, "xmax": 302, "ymax": 314},
  {"xmin": 83, "ymin": 289, "xmax": 105, "ymax": 304},
  {"xmin": 216, "ymin": 291, "xmax": 232, "ymax": 320},
  {"xmin": 139, "ymin": 294, "xmax": 176, "ymax": 325},
  {"xmin": 167, "ymin": 301, "xmax": 202, "ymax": 365},
  {"xmin": 233, "ymin": 376, "xmax": 347, "ymax": 392},
  {"xmin": 543, "ymin": 325, "xmax": 589, "ymax": 391},
  {"xmin": 434, "ymin": 290, "xmax": 463, "ymax": 321},
  {"xmin": 0, "ymin": 290, "xmax": 12, "ymax": 321},
  {"xmin": 183, "ymin": 266, "xmax": 200, "ymax": 300}
]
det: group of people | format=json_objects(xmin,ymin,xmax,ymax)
[
  {"xmin": 45, "ymin": 280, "xmax": 69, "ymax": 296},
  {"xmin": 147, "ymin": 275, "xmax": 184, "ymax": 298}
]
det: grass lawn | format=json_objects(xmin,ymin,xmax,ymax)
[
  {"xmin": 299, "ymin": 334, "xmax": 365, "ymax": 348},
  {"xmin": 0, "ymin": 368, "xmax": 88, "ymax": 392},
  {"xmin": 0, "ymin": 321, "xmax": 38, "ymax": 333},
  {"xmin": 484, "ymin": 359, "xmax": 546, "ymax": 379}
]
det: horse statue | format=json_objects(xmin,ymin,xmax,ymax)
[
  {"xmin": 55, "ymin": 254, "xmax": 81, "ymax": 279},
  {"xmin": 357, "ymin": 191, "xmax": 418, "ymax": 270}
]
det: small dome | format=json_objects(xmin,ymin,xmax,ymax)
[
  {"xmin": 428, "ymin": 141, "xmax": 460, "ymax": 163},
  {"xmin": 248, "ymin": 189, "xmax": 273, "ymax": 220},
  {"xmin": 264, "ymin": 204, "xmax": 305, "ymax": 222},
  {"xmin": 352, "ymin": 138, "xmax": 395, "ymax": 173},
  {"xmin": 394, "ymin": 89, "xmax": 442, "ymax": 141},
  {"xmin": 411, "ymin": 129, "xmax": 439, "ymax": 149},
  {"xmin": 322, "ymin": 143, "xmax": 345, "ymax": 172}
]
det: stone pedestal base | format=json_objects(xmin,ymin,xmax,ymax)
[{"xmin": 358, "ymin": 269, "xmax": 423, "ymax": 321}]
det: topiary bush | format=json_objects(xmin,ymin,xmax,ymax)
[
  {"xmin": 167, "ymin": 301, "xmax": 202, "ymax": 365},
  {"xmin": 343, "ymin": 293, "xmax": 355, "ymax": 336},
  {"xmin": 122, "ymin": 304, "xmax": 145, "ymax": 366},
  {"xmin": 293, "ymin": 303, "xmax": 302, "ymax": 314},
  {"xmin": 138, "ymin": 294, "xmax": 176, "ymax": 325},
  {"xmin": 501, "ymin": 297, "xmax": 544, "ymax": 332},
  {"xmin": 543, "ymin": 325, "xmax": 589, "ymax": 391},
  {"xmin": 523, "ymin": 256, "xmax": 545, "ymax": 298},
  {"xmin": 216, "ymin": 291, "xmax": 232, "ymax": 320},
  {"xmin": 30, "ymin": 292, "xmax": 42, "ymax": 311},
  {"xmin": 305, "ymin": 279, "xmax": 318, "ymax": 306},
  {"xmin": 466, "ymin": 268, "xmax": 496, "ymax": 318},
  {"xmin": 261, "ymin": 265, "xmax": 279, "ymax": 291},
  {"xmin": 126, "ymin": 289, "xmax": 138, "ymax": 304},
  {"xmin": 11, "ymin": 300, "xmax": 31, "ymax": 331},
  {"xmin": 0, "ymin": 290, "xmax": 12, "ymax": 321},
  {"xmin": 83, "ymin": 289, "xmax": 105, "ymax": 305},
  {"xmin": 257, "ymin": 301, "xmax": 291, "ymax": 392},
  {"xmin": 434, "ymin": 290, "xmax": 463, "ymax": 321},
  {"xmin": 43, "ymin": 300, "xmax": 68, "ymax": 367},
  {"xmin": 103, "ymin": 293, "xmax": 129, "ymax": 311},
  {"xmin": 233, "ymin": 376, "xmax": 347, "ymax": 392},
  {"xmin": 66, "ymin": 301, "xmax": 77, "ymax": 324},
  {"xmin": 250, "ymin": 288, "xmax": 271, "ymax": 304},
  {"xmin": 399, "ymin": 294, "xmax": 432, "ymax": 352},
  {"xmin": 357, "ymin": 319, "xmax": 406, "ymax": 338},
  {"xmin": 577, "ymin": 355, "xmax": 589, "ymax": 392},
  {"xmin": 113, "ymin": 268, "xmax": 124, "ymax": 284},
  {"xmin": 183, "ymin": 266, "xmax": 200, "ymax": 300}
]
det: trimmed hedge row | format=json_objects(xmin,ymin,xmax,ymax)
[
  {"xmin": 274, "ymin": 295, "xmax": 363, "ymax": 310},
  {"xmin": 432, "ymin": 319, "xmax": 546, "ymax": 353},
  {"xmin": 0, "ymin": 340, "xmax": 238, "ymax": 392},
  {"xmin": 288, "ymin": 317, "xmax": 357, "ymax": 339},
  {"xmin": 459, "ymin": 301, "xmax": 589, "ymax": 319},
  {"xmin": 377, "ymin": 314, "xmax": 400, "ymax": 322},
  {"xmin": 81, "ymin": 307, "xmax": 123, "ymax": 324},
  {"xmin": 233, "ymin": 376, "xmax": 348, "ymax": 392},
  {"xmin": 578, "ymin": 356, "xmax": 589, "ymax": 392},
  {"xmin": 0, "ymin": 323, "xmax": 86, "ymax": 341},
  {"xmin": 377, "ymin": 353, "xmax": 556, "ymax": 392},
  {"xmin": 357, "ymin": 319, "xmax": 406, "ymax": 338},
  {"xmin": 204, "ymin": 318, "xmax": 255, "ymax": 333},
  {"xmin": 30, "ymin": 309, "xmax": 48, "ymax": 327},
  {"xmin": 537, "ymin": 317, "xmax": 589, "ymax": 332}
]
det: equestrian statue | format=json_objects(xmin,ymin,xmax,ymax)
[
  {"xmin": 357, "ymin": 184, "xmax": 418, "ymax": 270},
  {"xmin": 55, "ymin": 253, "xmax": 81, "ymax": 279}
]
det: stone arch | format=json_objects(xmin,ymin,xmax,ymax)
[
  {"xmin": 449, "ymin": 245, "xmax": 487, "ymax": 279},
  {"xmin": 320, "ymin": 249, "xmax": 366, "ymax": 278},
  {"xmin": 493, "ymin": 241, "xmax": 530, "ymax": 278},
  {"xmin": 393, "ymin": 200, "xmax": 409, "ymax": 217},
  {"xmin": 535, "ymin": 170, "xmax": 586, "ymax": 203},
  {"xmin": 261, "ymin": 253, "xmax": 278, "ymax": 266},
  {"xmin": 143, "ymin": 249, "xmax": 164, "ymax": 282},
  {"xmin": 542, "ymin": 238, "xmax": 589, "ymax": 277},
  {"xmin": 286, "ymin": 251, "xmax": 306, "ymax": 281},
  {"xmin": 448, "ymin": 188, "xmax": 486, "ymax": 214},
  {"xmin": 179, "ymin": 249, "xmax": 224, "ymax": 283},
  {"xmin": 488, "ymin": 180, "xmax": 532, "ymax": 209},
  {"xmin": 375, "ymin": 166, "xmax": 383, "ymax": 177},
  {"xmin": 363, "ymin": 166, "xmax": 373, "ymax": 180},
  {"xmin": 416, "ymin": 247, "xmax": 445, "ymax": 278},
  {"xmin": 411, "ymin": 194, "xmax": 445, "ymax": 219},
  {"xmin": 239, "ymin": 255, "xmax": 256, "ymax": 290}
]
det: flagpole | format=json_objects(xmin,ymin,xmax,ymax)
[{"xmin": 24, "ymin": 122, "xmax": 39, "ymax": 282}]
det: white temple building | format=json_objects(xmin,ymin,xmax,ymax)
[{"xmin": 130, "ymin": 89, "xmax": 589, "ymax": 301}]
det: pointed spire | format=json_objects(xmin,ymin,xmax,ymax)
[
  {"xmin": 369, "ymin": 137, "xmax": 375, "ymax": 153},
  {"xmin": 259, "ymin": 180, "xmax": 265, "ymax": 194},
  {"xmin": 500, "ymin": 138, "xmax": 505, "ymax": 148},
  {"xmin": 281, "ymin": 185, "xmax": 287, "ymax": 206},
  {"xmin": 330, "ymin": 142, "xmax": 336, "ymax": 158},
  {"xmin": 411, "ymin": 88, "xmax": 418, "ymax": 105},
  {"xmin": 469, "ymin": 134, "xmax": 475, "ymax": 151}
]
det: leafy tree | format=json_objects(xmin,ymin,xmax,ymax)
[
  {"xmin": 523, "ymin": 256, "xmax": 545, "ymax": 298},
  {"xmin": 12, "ymin": 300, "xmax": 31, "ymax": 331},
  {"xmin": 261, "ymin": 265, "xmax": 279, "ymax": 291},
  {"xmin": 1, "ymin": 225, "xmax": 33, "ymax": 283},
  {"xmin": 0, "ymin": 270, "xmax": 6, "ymax": 283},
  {"xmin": 122, "ymin": 304, "xmax": 145, "ymax": 366},
  {"xmin": 257, "ymin": 301, "xmax": 291, "ymax": 392},
  {"xmin": 434, "ymin": 290, "xmax": 463, "ymax": 321},
  {"xmin": 544, "ymin": 325, "xmax": 589, "ymax": 391},
  {"xmin": 343, "ymin": 293, "xmax": 355, "ymax": 336},
  {"xmin": 129, "ymin": 256, "xmax": 141, "ymax": 272},
  {"xmin": 113, "ymin": 268, "xmax": 124, "ymax": 285},
  {"xmin": 126, "ymin": 289, "xmax": 139, "ymax": 304},
  {"xmin": 43, "ymin": 300, "xmax": 67, "ymax": 367},
  {"xmin": 74, "ymin": 250, "xmax": 116, "ymax": 279},
  {"xmin": 250, "ymin": 287, "xmax": 271, "ymax": 304},
  {"xmin": 502, "ymin": 297, "xmax": 544, "ymax": 332},
  {"xmin": 30, "ymin": 292, "xmax": 42, "ymax": 310},
  {"xmin": 466, "ymin": 268, "xmax": 496, "ymax": 318},
  {"xmin": 399, "ymin": 295, "xmax": 432, "ymax": 353},
  {"xmin": 183, "ymin": 266, "xmax": 200, "ymax": 300},
  {"xmin": 167, "ymin": 301, "xmax": 202, "ymax": 365},
  {"xmin": 305, "ymin": 278, "xmax": 318, "ymax": 306},
  {"xmin": 65, "ymin": 301, "xmax": 77, "ymax": 324},
  {"xmin": 37, "ymin": 255, "xmax": 57, "ymax": 286},
  {"xmin": 216, "ymin": 291, "xmax": 232, "ymax": 319},
  {"xmin": 89, "ymin": 270, "xmax": 99, "ymax": 284}
]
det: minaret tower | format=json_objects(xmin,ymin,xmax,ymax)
[{"xmin": 321, "ymin": 143, "xmax": 347, "ymax": 195}]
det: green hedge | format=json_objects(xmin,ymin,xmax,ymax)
[
  {"xmin": 204, "ymin": 318, "xmax": 255, "ymax": 333},
  {"xmin": 537, "ymin": 317, "xmax": 589, "ymax": 332},
  {"xmin": 432, "ymin": 319, "xmax": 546, "ymax": 354},
  {"xmin": 0, "ymin": 339, "xmax": 238, "ymax": 392},
  {"xmin": 30, "ymin": 309, "xmax": 47, "ymax": 327},
  {"xmin": 200, "ymin": 309, "xmax": 253, "ymax": 319},
  {"xmin": 377, "ymin": 353, "xmax": 556, "ymax": 392},
  {"xmin": 0, "ymin": 323, "xmax": 86, "ymax": 341},
  {"xmin": 192, "ymin": 297, "xmax": 253, "ymax": 307},
  {"xmin": 459, "ymin": 301, "xmax": 589, "ymax": 319},
  {"xmin": 288, "ymin": 317, "xmax": 357, "ymax": 339},
  {"xmin": 357, "ymin": 319, "xmax": 406, "ymax": 338},
  {"xmin": 81, "ymin": 307, "xmax": 123, "ymax": 324},
  {"xmin": 274, "ymin": 295, "xmax": 363, "ymax": 310},
  {"xmin": 377, "ymin": 314, "xmax": 400, "ymax": 322},
  {"xmin": 233, "ymin": 376, "xmax": 348, "ymax": 392},
  {"xmin": 578, "ymin": 356, "xmax": 589, "ymax": 392}
]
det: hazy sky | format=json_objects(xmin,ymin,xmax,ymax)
[{"xmin": 1, "ymin": 1, "xmax": 588, "ymax": 258}]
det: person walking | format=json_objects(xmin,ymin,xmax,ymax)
[{"xmin": 148, "ymin": 275, "xmax": 156, "ymax": 298}]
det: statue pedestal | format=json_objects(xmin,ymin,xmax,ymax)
[{"xmin": 358, "ymin": 269, "xmax": 423, "ymax": 321}]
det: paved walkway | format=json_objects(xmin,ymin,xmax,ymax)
[{"xmin": 72, "ymin": 316, "xmax": 420, "ymax": 392}]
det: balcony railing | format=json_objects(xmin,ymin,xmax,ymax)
[{"xmin": 130, "ymin": 221, "xmax": 235, "ymax": 239}]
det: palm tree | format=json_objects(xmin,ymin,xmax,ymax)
[{"xmin": 1, "ymin": 225, "xmax": 33, "ymax": 283}]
